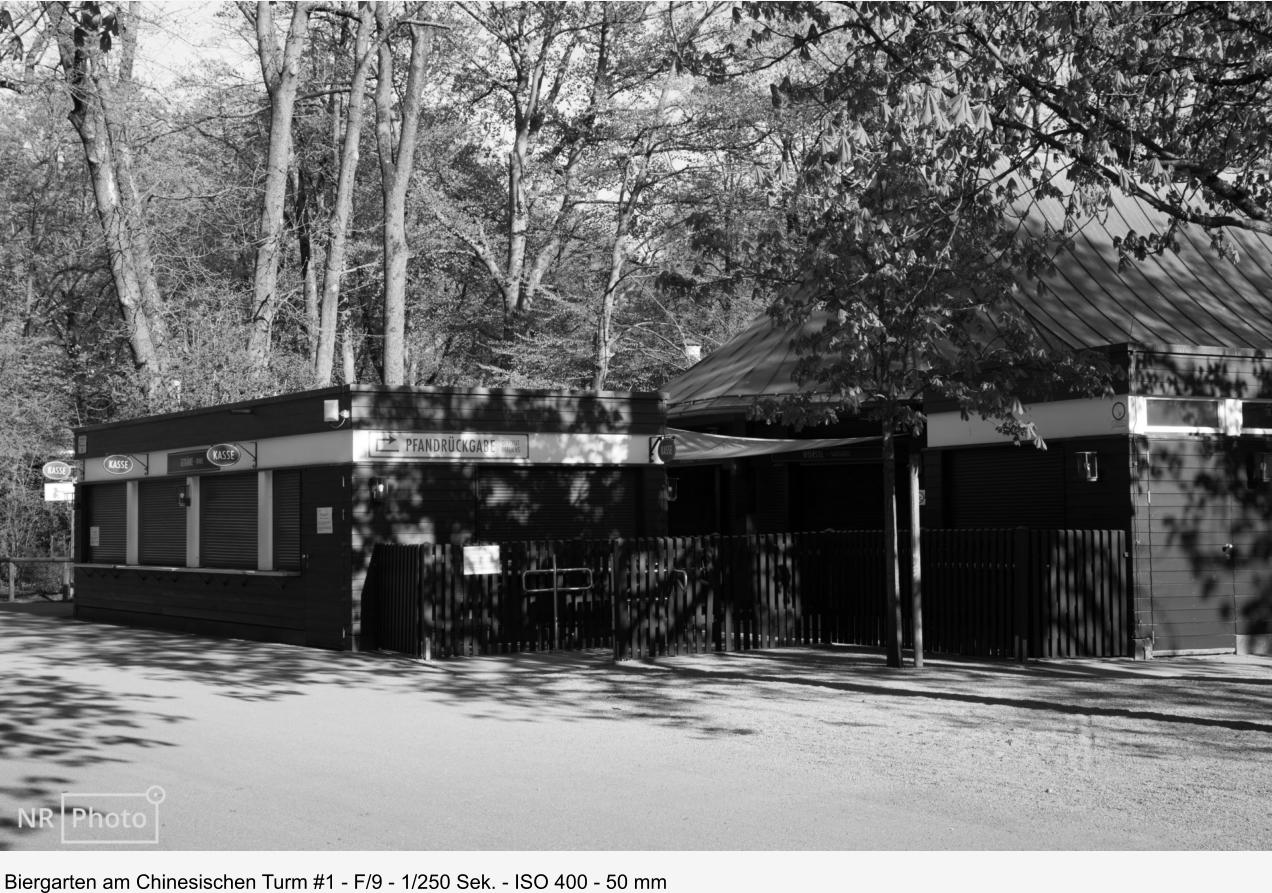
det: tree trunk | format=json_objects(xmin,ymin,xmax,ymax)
[
  {"xmin": 52, "ymin": 1, "xmax": 170, "ymax": 403},
  {"xmin": 247, "ymin": 1, "xmax": 312, "ymax": 371},
  {"xmin": 374, "ymin": 7, "xmax": 433, "ymax": 386},
  {"xmin": 909, "ymin": 444, "xmax": 924, "ymax": 669},
  {"xmin": 591, "ymin": 234, "xmax": 625, "ymax": 391},
  {"xmin": 381, "ymin": 189, "xmax": 409, "ymax": 383},
  {"xmin": 293, "ymin": 166, "xmax": 320, "ymax": 365},
  {"xmin": 314, "ymin": 1, "xmax": 374, "ymax": 386},
  {"xmin": 882, "ymin": 420, "xmax": 904, "ymax": 668},
  {"xmin": 341, "ymin": 323, "xmax": 357, "ymax": 384}
]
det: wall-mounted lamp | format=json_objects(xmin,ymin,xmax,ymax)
[
  {"xmin": 665, "ymin": 476, "xmax": 679, "ymax": 503},
  {"xmin": 177, "ymin": 487, "xmax": 190, "ymax": 508},
  {"xmin": 1076, "ymin": 451, "xmax": 1099, "ymax": 483},
  {"xmin": 1250, "ymin": 452, "xmax": 1270, "ymax": 487},
  {"xmin": 369, "ymin": 477, "xmax": 389, "ymax": 504},
  {"xmin": 323, "ymin": 399, "xmax": 351, "ymax": 428}
]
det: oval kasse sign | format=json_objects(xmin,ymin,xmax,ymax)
[
  {"xmin": 103, "ymin": 455, "xmax": 134, "ymax": 475},
  {"xmin": 205, "ymin": 443, "xmax": 241, "ymax": 467},
  {"xmin": 42, "ymin": 460, "xmax": 74, "ymax": 481}
]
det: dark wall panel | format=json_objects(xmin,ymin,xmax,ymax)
[
  {"xmin": 476, "ymin": 467, "xmax": 639, "ymax": 541},
  {"xmin": 274, "ymin": 469, "xmax": 302, "ymax": 571},
  {"xmin": 352, "ymin": 390, "xmax": 664, "ymax": 435},
  {"xmin": 789, "ymin": 462, "xmax": 885, "ymax": 532},
  {"xmin": 75, "ymin": 566, "xmax": 307, "ymax": 645},
  {"xmin": 301, "ymin": 465, "xmax": 352, "ymax": 649}
]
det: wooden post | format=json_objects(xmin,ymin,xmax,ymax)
[
  {"xmin": 881, "ymin": 422, "xmax": 904, "ymax": 668},
  {"xmin": 909, "ymin": 449, "xmax": 924, "ymax": 669},
  {"xmin": 7, "ymin": 561, "xmax": 14, "ymax": 602},
  {"xmin": 1013, "ymin": 527, "xmax": 1030, "ymax": 662}
]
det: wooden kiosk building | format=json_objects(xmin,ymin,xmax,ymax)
[{"xmin": 73, "ymin": 385, "xmax": 668, "ymax": 649}]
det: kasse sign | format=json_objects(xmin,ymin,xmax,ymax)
[
  {"xmin": 206, "ymin": 443, "xmax": 241, "ymax": 467},
  {"xmin": 103, "ymin": 455, "xmax": 134, "ymax": 475},
  {"xmin": 42, "ymin": 460, "xmax": 75, "ymax": 481}
]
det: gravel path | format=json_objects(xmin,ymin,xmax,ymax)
[{"xmin": 2, "ymin": 602, "xmax": 1270, "ymax": 850}]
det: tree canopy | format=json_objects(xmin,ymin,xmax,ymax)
[{"xmin": 3, "ymin": 1, "xmax": 1272, "ymax": 570}]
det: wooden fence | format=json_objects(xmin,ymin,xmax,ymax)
[
  {"xmin": 365, "ymin": 528, "xmax": 1129, "ymax": 661},
  {"xmin": 2, "ymin": 557, "xmax": 73, "ymax": 601}
]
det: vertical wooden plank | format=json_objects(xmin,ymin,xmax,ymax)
[
  {"xmin": 1113, "ymin": 529, "xmax": 1128, "ymax": 656},
  {"xmin": 1093, "ymin": 530, "xmax": 1107, "ymax": 656}
]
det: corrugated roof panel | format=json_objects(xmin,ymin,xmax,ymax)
[{"xmin": 664, "ymin": 176, "xmax": 1272, "ymax": 417}]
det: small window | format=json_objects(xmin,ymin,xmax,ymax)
[
  {"xmin": 1242, "ymin": 402, "xmax": 1272, "ymax": 431},
  {"xmin": 1145, "ymin": 399, "xmax": 1220, "ymax": 429}
]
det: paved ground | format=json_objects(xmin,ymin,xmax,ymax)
[{"xmin": 2, "ymin": 600, "xmax": 1271, "ymax": 851}]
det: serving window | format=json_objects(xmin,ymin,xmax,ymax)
[
  {"xmin": 83, "ymin": 482, "xmax": 127, "ymax": 563},
  {"xmin": 200, "ymin": 472, "xmax": 259, "ymax": 569},
  {"xmin": 139, "ymin": 477, "xmax": 187, "ymax": 566}
]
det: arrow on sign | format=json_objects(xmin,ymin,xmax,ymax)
[{"xmin": 375, "ymin": 434, "xmax": 399, "ymax": 452}]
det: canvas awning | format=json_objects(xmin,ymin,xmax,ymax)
[{"xmin": 666, "ymin": 427, "xmax": 878, "ymax": 464}]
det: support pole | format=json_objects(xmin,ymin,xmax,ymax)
[{"xmin": 909, "ymin": 449, "xmax": 924, "ymax": 669}]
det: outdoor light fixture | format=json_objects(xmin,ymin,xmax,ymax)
[
  {"xmin": 1251, "ymin": 452, "xmax": 1271, "ymax": 487},
  {"xmin": 1078, "ymin": 455, "xmax": 1099, "ymax": 483},
  {"xmin": 665, "ymin": 477, "xmax": 679, "ymax": 503},
  {"xmin": 369, "ymin": 477, "xmax": 388, "ymax": 504},
  {"xmin": 177, "ymin": 487, "xmax": 190, "ymax": 508},
  {"xmin": 1076, "ymin": 451, "xmax": 1099, "ymax": 483},
  {"xmin": 323, "ymin": 399, "xmax": 351, "ymax": 427}
]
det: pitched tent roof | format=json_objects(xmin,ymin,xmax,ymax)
[
  {"xmin": 1013, "ymin": 185, "xmax": 1272, "ymax": 352},
  {"xmin": 665, "ymin": 182, "xmax": 1272, "ymax": 422}
]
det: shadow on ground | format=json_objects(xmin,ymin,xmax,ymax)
[
  {"xmin": 3, "ymin": 602, "xmax": 1272, "ymax": 850},
  {"xmin": 4, "ymin": 603, "xmax": 1270, "ymax": 730}
]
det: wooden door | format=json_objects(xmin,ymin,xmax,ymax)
[
  {"xmin": 1143, "ymin": 437, "xmax": 1236, "ymax": 652},
  {"xmin": 1227, "ymin": 437, "xmax": 1272, "ymax": 648}
]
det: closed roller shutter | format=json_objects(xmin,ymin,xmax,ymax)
[
  {"xmin": 477, "ymin": 467, "xmax": 637, "ymax": 541},
  {"xmin": 273, "ymin": 470, "xmax": 301, "ymax": 571},
  {"xmin": 947, "ymin": 447, "xmax": 1065, "ymax": 528},
  {"xmin": 84, "ymin": 483, "xmax": 127, "ymax": 563},
  {"xmin": 201, "ymin": 472, "xmax": 258, "ymax": 569},
  {"xmin": 139, "ymin": 478, "xmax": 187, "ymax": 566}
]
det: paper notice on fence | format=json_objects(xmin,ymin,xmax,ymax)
[{"xmin": 463, "ymin": 544, "xmax": 501, "ymax": 575}]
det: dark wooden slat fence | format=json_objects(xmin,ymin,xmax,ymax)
[{"xmin": 366, "ymin": 528, "xmax": 1129, "ymax": 661}]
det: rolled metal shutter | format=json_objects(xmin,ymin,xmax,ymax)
[
  {"xmin": 139, "ymin": 478, "xmax": 187, "ymax": 566},
  {"xmin": 200, "ymin": 472, "xmax": 258, "ymax": 569},
  {"xmin": 273, "ymin": 470, "xmax": 301, "ymax": 571},
  {"xmin": 85, "ymin": 483, "xmax": 127, "ymax": 563},
  {"xmin": 477, "ymin": 467, "xmax": 636, "ymax": 541},
  {"xmin": 948, "ymin": 447, "xmax": 1065, "ymax": 528}
]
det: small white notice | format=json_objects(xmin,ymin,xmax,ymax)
[
  {"xmin": 44, "ymin": 482, "xmax": 75, "ymax": 502},
  {"xmin": 316, "ymin": 506, "xmax": 333, "ymax": 534},
  {"xmin": 89, "ymin": 526, "xmax": 100, "ymax": 547},
  {"xmin": 463, "ymin": 544, "xmax": 501, "ymax": 576}
]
